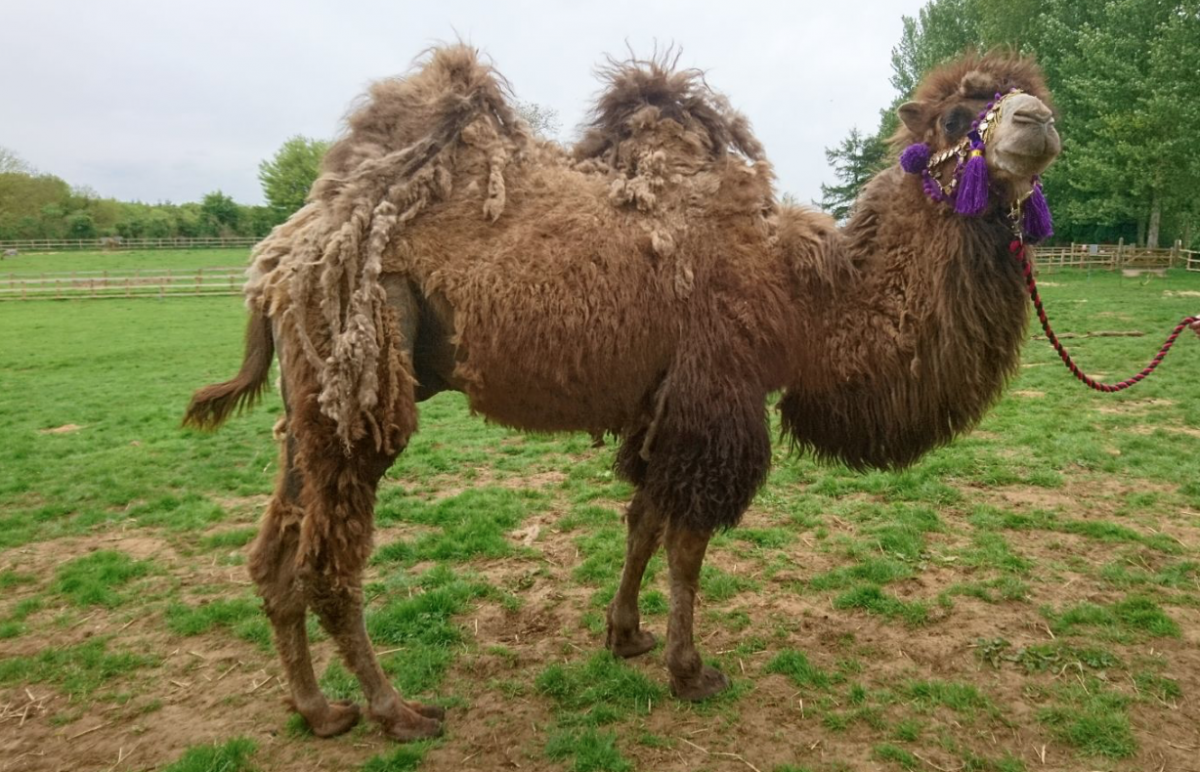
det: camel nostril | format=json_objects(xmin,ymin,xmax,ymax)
[{"xmin": 1012, "ymin": 108, "xmax": 1052, "ymax": 126}]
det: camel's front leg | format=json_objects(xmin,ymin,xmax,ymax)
[
  {"xmin": 664, "ymin": 523, "xmax": 730, "ymax": 700},
  {"xmin": 607, "ymin": 492, "xmax": 665, "ymax": 658}
]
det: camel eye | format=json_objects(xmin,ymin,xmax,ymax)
[{"xmin": 941, "ymin": 107, "xmax": 973, "ymax": 138}]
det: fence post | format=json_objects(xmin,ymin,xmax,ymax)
[
  {"xmin": 1171, "ymin": 240, "xmax": 1181, "ymax": 268},
  {"xmin": 1116, "ymin": 238, "xmax": 1125, "ymax": 272},
  {"xmin": 56, "ymin": 279, "xmax": 61, "ymax": 300}
]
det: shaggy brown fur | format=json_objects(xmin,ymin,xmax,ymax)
[
  {"xmin": 185, "ymin": 48, "xmax": 1060, "ymax": 739},
  {"xmin": 780, "ymin": 53, "xmax": 1055, "ymax": 470}
]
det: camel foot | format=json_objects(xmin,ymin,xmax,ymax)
[
  {"xmin": 371, "ymin": 703, "xmax": 444, "ymax": 742},
  {"xmin": 670, "ymin": 665, "xmax": 730, "ymax": 701},
  {"xmin": 404, "ymin": 700, "xmax": 446, "ymax": 721},
  {"xmin": 606, "ymin": 627, "xmax": 657, "ymax": 659},
  {"xmin": 302, "ymin": 699, "xmax": 362, "ymax": 738}
]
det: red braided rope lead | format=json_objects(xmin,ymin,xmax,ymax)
[{"xmin": 1010, "ymin": 240, "xmax": 1197, "ymax": 393}]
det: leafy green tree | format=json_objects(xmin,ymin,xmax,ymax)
[
  {"xmin": 818, "ymin": 128, "xmax": 889, "ymax": 221},
  {"xmin": 258, "ymin": 136, "xmax": 329, "ymax": 219},
  {"xmin": 200, "ymin": 190, "xmax": 241, "ymax": 235},
  {"xmin": 1045, "ymin": 0, "xmax": 1199, "ymax": 246},
  {"xmin": 889, "ymin": 0, "xmax": 982, "ymax": 96},
  {"xmin": 65, "ymin": 212, "xmax": 97, "ymax": 239}
]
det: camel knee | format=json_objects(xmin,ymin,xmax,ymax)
[{"xmin": 248, "ymin": 499, "xmax": 305, "ymax": 601}]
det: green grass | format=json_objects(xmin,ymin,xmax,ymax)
[
  {"xmin": 162, "ymin": 737, "xmax": 258, "ymax": 772},
  {"xmin": 365, "ymin": 565, "xmax": 490, "ymax": 647},
  {"xmin": 165, "ymin": 597, "xmax": 271, "ymax": 648},
  {"xmin": 1037, "ymin": 681, "xmax": 1137, "ymax": 758},
  {"xmin": 873, "ymin": 743, "xmax": 918, "ymax": 769},
  {"xmin": 1043, "ymin": 595, "xmax": 1180, "ymax": 640},
  {"xmin": 359, "ymin": 742, "xmax": 433, "ymax": 772},
  {"xmin": 4, "ymin": 257, "xmax": 1200, "ymax": 769},
  {"xmin": 52, "ymin": 550, "xmax": 154, "ymax": 607},
  {"xmin": 374, "ymin": 487, "xmax": 548, "ymax": 565},
  {"xmin": 201, "ymin": 527, "xmax": 259, "ymax": 550},
  {"xmin": 902, "ymin": 680, "xmax": 994, "ymax": 719},
  {"xmin": 833, "ymin": 585, "xmax": 929, "ymax": 625},
  {"xmin": 765, "ymin": 649, "xmax": 834, "ymax": 689},
  {"xmin": 0, "ymin": 569, "xmax": 36, "ymax": 589},
  {"xmin": 546, "ymin": 727, "xmax": 632, "ymax": 772},
  {"xmin": 0, "ymin": 639, "xmax": 156, "ymax": 697},
  {"xmin": 536, "ymin": 651, "xmax": 664, "ymax": 726},
  {"xmin": 5, "ymin": 247, "xmax": 250, "ymax": 274}
]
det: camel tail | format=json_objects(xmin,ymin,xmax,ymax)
[{"xmin": 183, "ymin": 311, "xmax": 274, "ymax": 431}]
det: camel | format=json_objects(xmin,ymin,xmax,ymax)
[{"xmin": 185, "ymin": 47, "xmax": 1060, "ymax": 741}]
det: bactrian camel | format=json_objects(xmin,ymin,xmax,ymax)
[{"xmin": 186, "ymin": 46, "xmax": 1061, "ymax": 740}]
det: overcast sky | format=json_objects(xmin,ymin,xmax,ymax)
[{"xmin": 3, "ymin": 0, "xmax": 927, "ymax": 206}]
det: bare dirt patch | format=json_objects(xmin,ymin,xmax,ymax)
[{"xmin": 36, "ymin": 424, "xmax": 83, "ymax": 435}]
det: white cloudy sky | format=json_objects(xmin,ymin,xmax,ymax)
[{"xmin": 3, "ymin": 0, "xmax": 926, "ymax": 206}]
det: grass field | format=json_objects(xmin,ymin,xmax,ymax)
[
  {"xmin": 1, "ymin": 249, "xmax": 247, "ymax": 274},
  {"xmin": 2, "ymin": 249, "xmax": 1199, "ymax": 772}
]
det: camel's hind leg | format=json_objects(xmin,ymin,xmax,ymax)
[
  {"xmin": 606, "ymin": 492, "xmax": 664, "ymax": 658},
  {"xmin": 664, "ymin": 524, "xmax": 730, "ymax": 700},
  {"xmin": 297, "ymin": 440, "xmax": 443, "ymax": 742},
  {"xmin": 249, "ymin": 437, "xmax": 360, "ymax": 737}
]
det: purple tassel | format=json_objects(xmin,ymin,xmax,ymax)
[
  {"xmin": 1022, "ymin": 179, "xmax": 1053, "ymax": 242},
  {"xmin": 900, "ymin": 143, "xmax": 931, "ymax": 174},
  {"xmin": 955, "ymin": 146, "xmax": 990, "ymax": 216}
]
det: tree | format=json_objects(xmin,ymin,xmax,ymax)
[
  {"xmin": 1043, "ymin": 0, "xmax": 1200, "ymax": 246},
  {"xmin": 201, "ymin": 190, "xmax": 241, "ymax": 235},
  {"xmin": 516, "ymin": 101, "xmax": 561, "ymax": 139},
  {"xmin": 258, "ymin": 136, "xmax": 329, "ymax": 219},
  {"xmin": 0, "ymin": 146, "xmax": 33, "ymax": 175},
  {"xmin": 65, "ymin": 212, "xmax": 97, "ymax": 239},
  {"xmin": 818, "ymin": 128, "xmax": 888, "ymax": 222},
  {"xmin": 889, "ymin": 0, "xmax": 982, "ymax": 97}
]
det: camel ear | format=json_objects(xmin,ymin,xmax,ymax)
[{"xmin": 897, "ymin": 102, "xmax": 926, "ymax": 134}]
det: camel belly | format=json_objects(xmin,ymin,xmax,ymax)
[{"xmin": 385, "ymin": 272, "xmax": 675, "ymax": 433}]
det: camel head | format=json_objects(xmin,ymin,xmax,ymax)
[{"xmin": 894, "ymin": 54, "xmax": 1060, "ymax": 239}]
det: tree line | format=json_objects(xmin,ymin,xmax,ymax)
[
  {"xmin": 0, "ymin": 101, "xmax": 563, "ymax": 244},
  {"xmin": 818, "ymin": 0, "xmax": 1200, "ymax": 248},
  {"xmin": 0, "ymin": 136, "xmax": 328, "ymax": 242}
]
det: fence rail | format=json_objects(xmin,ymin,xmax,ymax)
[
  {"xmin": 0, "ymin": 267, "xmax": 245, "ymax": 301},
  {"xmin": 1036, "ymin": 239, "xmax": 1196, "ymax": 273},
  {"xmin": 0, "ymin": 237, "xmax": 259, "ymax": 253}
]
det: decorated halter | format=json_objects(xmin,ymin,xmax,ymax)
[{"xmin": 898, "ymin": 89, "xmax": 1053, "ymax": 243}]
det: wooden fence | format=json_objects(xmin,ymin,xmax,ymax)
[
  {"xmin": 1036, "ymin": 239, "xmax": 1197, "ymax": 273},
  {"xmin": 0, "ymin": 267, "xmax": 245, "ymax": 301},
  {"xmin": 0, "ymin": 236, "xmax": 259, "ymax": 253}
]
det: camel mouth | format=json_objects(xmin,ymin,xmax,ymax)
[{"xmin": 989, "ymin": 132, "xmax": 1061, "ymax": 179}]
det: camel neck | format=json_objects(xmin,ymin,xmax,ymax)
[{"xmin": 779, "ymin": 167, "xmax": 1029, "ymax": 471}]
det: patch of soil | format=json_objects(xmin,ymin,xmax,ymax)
[{"xmin": 37, "ymin": 424, "xmax": 83, "ymax": 435}]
